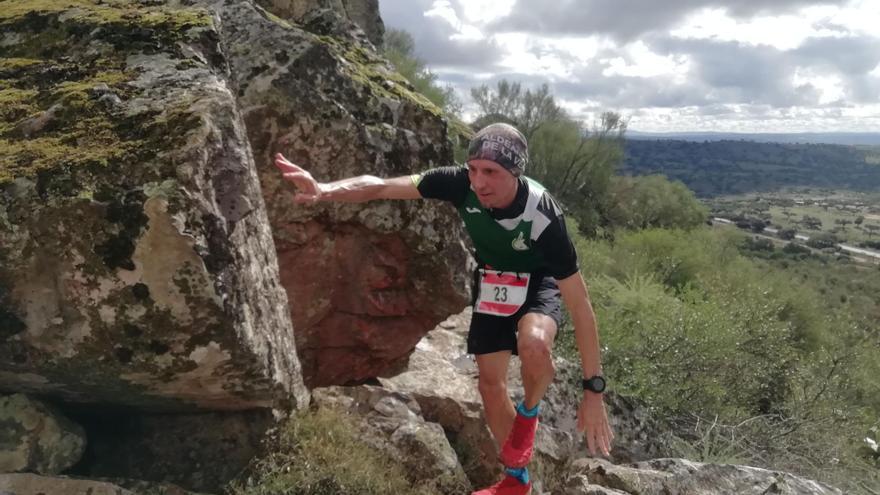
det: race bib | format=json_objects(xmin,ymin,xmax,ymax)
[{"xmin": 474, "ymin": 270, "xmax": 530, "ymax": 317}]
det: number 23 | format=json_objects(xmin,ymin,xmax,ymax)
[{"xmin": 493, "ymin": 286, "xmax": 508, "ymax": 302}]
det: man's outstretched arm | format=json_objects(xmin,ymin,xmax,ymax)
[
  {"xmin": 557, "ymin": 271, "xmax": 614, "ymax": 457},
  {"xmin": 275, "ymin": 153, "xmax": 422, "ymax": 203}
]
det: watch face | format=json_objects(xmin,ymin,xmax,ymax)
[{"xmin": 585, "ymin": 376, "xmax": 606, "ymax": 393}]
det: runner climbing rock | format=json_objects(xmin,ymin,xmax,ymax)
[{"xmin": 275, "ymin": 122, "xmax": 613, "ymax": 495}]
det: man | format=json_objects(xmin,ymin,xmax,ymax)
[{"xmin": 275, "ymin": 123, "xmax": 613, "ymax": 495}]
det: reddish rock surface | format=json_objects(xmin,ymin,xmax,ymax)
[{"xmin": 219, "ymin": 0, "xmax": 472, "ymax": 386}]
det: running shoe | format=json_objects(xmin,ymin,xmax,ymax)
[{"xmin": 499, "ymin": 412, "xmax": 538, "ymax": 468}]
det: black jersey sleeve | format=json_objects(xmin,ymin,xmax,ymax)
[
  {"xmin": 533, "ymin": 195, "xmax": 580, "ymax": 280},
  {"xmin": 413, "ymin": 166, "xmax": 470, "ymax": 207}
]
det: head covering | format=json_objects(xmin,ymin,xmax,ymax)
[{"xmin": 467, "ymin": 123, "xmax": 528, "ymax": 176}]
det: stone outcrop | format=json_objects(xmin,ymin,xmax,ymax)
[
  {"xmin": 215, "ymin": 0, "xmax": 471, "ymax": 387},
  {"xmin": 312, "ymin": 385, "xmax": 471, "ymax": 494},
  {"xmin": 0, "ymin": 394, "xmax": 85, "ymax": 474},
  {"xmin": 2, "ymin": 0, "xmax": 470, "ymax": 490},
  {"xmin": 0, "ymin": 0, "xmax": 307, "ymax": 412}
]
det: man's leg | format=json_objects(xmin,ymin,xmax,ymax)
[
  {"xmin": 497, "ymin": 312, "xmax": 558, "ymax": 469},
  {"xmin": 475, "ymin": 350, "xmax": 515, "ymax": 448},
  {"xmin": 516, "ymin": 312, "xmax": 558, "ymax": 409}
]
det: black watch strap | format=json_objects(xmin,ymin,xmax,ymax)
[{"xmin": 582, "ymin": 375, "xmax": 606, "ymax": 393}]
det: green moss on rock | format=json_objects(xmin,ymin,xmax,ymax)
[
  {"xmin": 0, "ymin": 2, "xmax": 210, "ymax": 187},
  {"xmin": 314, "ymin": 34, "xmax": 442, "ymax": 117},
  {"xmin": 0, "ymin": 0, "xmax": 211, "ymax": 30}
]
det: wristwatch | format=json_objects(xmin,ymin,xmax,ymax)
[{"xmin": 582, "ymin": 375, "xmax": 606, "ymax": 394}]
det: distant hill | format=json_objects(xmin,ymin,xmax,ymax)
[
  {"xmin": 622, "ymin": 139, "xmax": 880, "ymax": 197},
  {"xmin": 628, "ymin": 131, "xmax": 880, "ymax": 146}
]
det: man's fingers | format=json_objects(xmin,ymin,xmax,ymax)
[
  {"xmin": 274, "ymin": 153, "xmax": 305, "ymax": 173},
  {"xmin": 585, "ymin": 425, "xmax": 597, "ymax": 456},
  {"xmin": 600, "ymin": 426, "xmax": 612, "ymax": 457}
]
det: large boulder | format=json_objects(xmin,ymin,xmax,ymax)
[
  {"xmin": 0, "ymin": 1, "xmax": 307, "ymax": 411},
  {"xmin": 215, "ymin": 0, "xmax": 471, "ymax": 387},
  {"xmin": 0, "ymin": 394, "xmax": 85, "ymax": 474}
]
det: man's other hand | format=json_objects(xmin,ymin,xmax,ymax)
[{"xmin": 577, "ymin": 392, "xmax": 614, "ymax": 457}]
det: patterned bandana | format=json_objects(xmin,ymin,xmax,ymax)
[{"xmin": 467, "ymin": 123, "xmax": 529, "ymax": 176}]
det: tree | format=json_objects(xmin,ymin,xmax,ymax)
[
  {"xmin": 470, "ymin": 82, "xmax": 563, "ymax": 141},
  {"xmin": 382, "ymin": 29, "xmax": 461, "ymax": 115},
  {"xmin": 801, "ymin": 215, "xmax": 822, "ymax": 230},
  {"xmin": 778, "ymin": 228, "xmax": 797, "ymax": 240},
  {"xmin": 806, "ymin": 233, "xmax": 839, "ymax": 250},
  {"xmin": 605, "ymin": 175, "xmax": 708, "ymax": 231}
]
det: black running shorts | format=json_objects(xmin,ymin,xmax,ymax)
[{"xmin": 467, "ymin": 271, "xmax": 564, "ymax": 355}]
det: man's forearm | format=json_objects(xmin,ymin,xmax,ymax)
[
  {"xmin": 572, "ymin": 300, "xmax": 603, "ymax": 378},
  {"xmin": 319, "ymin": 175, "xmax": 386, "ymax": 203},
  {"xmin": 558, "ymin": 273, "xmax": 604, "ymax": 378}
]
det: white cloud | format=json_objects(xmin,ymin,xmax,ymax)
[
  {"xmin": 456, "ymin": 0, "xmax": 516, "ymax": 24},
  {"xmin": 792, "ymin": 69, "xmax": 846, "ymax": 104},
  {"xmin": 424, "ymin": 1, "xmax": 461, "ymax": 28},
  {"xmin": 493, "ymin": 33, "xmax": 576, "ymax": 78},
  {"xmin": 378, "ymin": 0, "xmax": 880, "ymax": 132},
  {"xmin": 670, "ymin": 6, "xmax": 846, "ymax": 50},
  {"xmin": 601, "ymin": 41, "xmax": 691, "ymax": 81}
]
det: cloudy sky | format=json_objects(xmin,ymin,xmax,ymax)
[{"xmin": 378, "ymin": 0, "xmax": 880, "ymax": 133}]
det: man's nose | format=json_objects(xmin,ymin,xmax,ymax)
[{"xmin": 471, "ymin": 172, "xmax": 486, "ymax": 189}]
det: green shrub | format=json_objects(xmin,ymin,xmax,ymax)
[{"xmin": 560, "ymin": 225, "xmax": 880, "ymax": 493}]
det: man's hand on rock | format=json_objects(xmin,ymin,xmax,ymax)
[
  {"xmin": 275, "ymin": 153, "xmax": 324, "ymax": 203},
  {"xmin": 577, "ymin": 392, "xmax": 614, "ymax": 457}
]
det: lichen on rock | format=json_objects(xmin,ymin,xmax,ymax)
[{"xmin": 0, "ymin": 0, "xmax": 307, "ymax": 412}]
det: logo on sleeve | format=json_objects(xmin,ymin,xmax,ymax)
[{"xmin": 511, "ymin": 231, "xmax": 529, "ymax": 251}]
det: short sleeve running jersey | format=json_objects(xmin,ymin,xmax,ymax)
[{"xmin": 412, "ymin": 166, "xmax": 579, "ymax": 279}]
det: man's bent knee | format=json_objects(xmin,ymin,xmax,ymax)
[
  {"xmin": 478, "ymin": 376, "xmax": 508, "ymax": 399},
  {"xmin": 517, "ymin": 325, "xmax": 554, "ymax": 360}
]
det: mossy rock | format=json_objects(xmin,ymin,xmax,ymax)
[
  {"xmin": 0, "ymin": 1, "xmax": 212, "ymax": 187},
  {"xmin": 0, "ymin": 1, "xmax": 307, "ymax": 412}
]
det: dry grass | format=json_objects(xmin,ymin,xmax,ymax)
[{"xmin": 227, "ymin": 408, "xmax": 439, "ymax": 495}]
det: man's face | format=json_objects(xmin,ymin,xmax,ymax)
[{"xmin": 467, "ymin": 159, "xmax": 518, "ymax": 209}]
